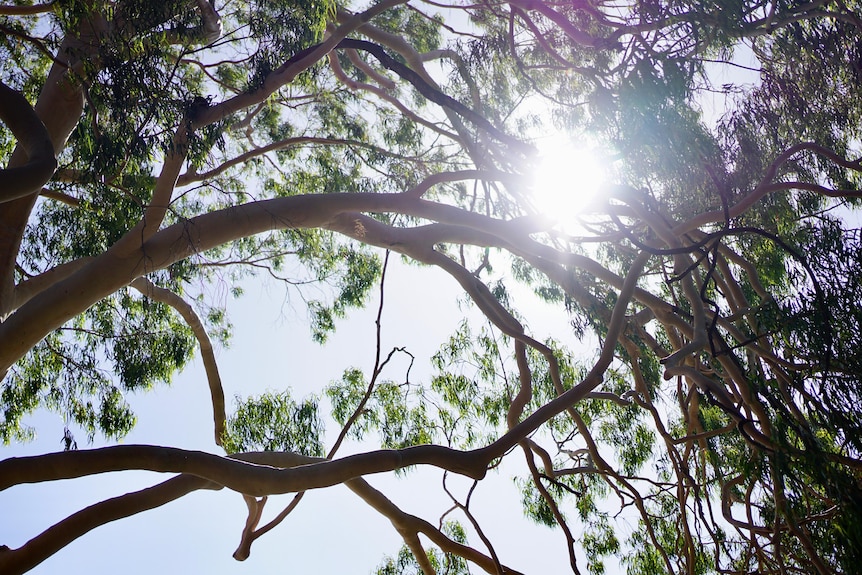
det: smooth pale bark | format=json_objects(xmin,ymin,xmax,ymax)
[
  {"xmin": 0, "ymin": 33, "xmax": 89, "ymax": 310},
  {"xmin": 0, "ymin": 244, "xmax": 649, "ymax": 573},
  {"xmin": 0, "ymin": 2, "xmax": 55, "ymax": 16},
  {"xmin": 1, "ymin": 252, "xmax": 647, "ymax": 493},
  {"xmin": 0, "ymin": 81, "xmax": 56, "ymax": 203},
  {"xmin": 0, "ymin": 0, "xmax": 224, "ymax": 310},
  {"xmin": 0, "ymin": 191, "xmax": 631, "ymax": 380},
  {"xmin": 7, "ymin": 258, "xmax": 94, "ymax": 314},
  {"xmin": 232, "ymin": 453, "xmax": 525, "ymax": 573},
  {"xmin": 0, "ymin": 193, "xmax": 420, "ymax": 373},
  {"xmin": 0, "ymin": 192, "xmax": 534, "ymax": 374}
]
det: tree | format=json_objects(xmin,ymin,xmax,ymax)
[{"xmin": 2, "ymin": 0, "xmax": 862, "ymax": 573}]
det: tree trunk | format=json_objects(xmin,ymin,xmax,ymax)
[{"xmin": 0, "ymin": 21, "xmax": 104, "ymax": 315}]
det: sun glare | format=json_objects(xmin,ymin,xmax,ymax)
[{"xmin": 530, "ymin": 134, "xmax": 609, "ymax": 227}]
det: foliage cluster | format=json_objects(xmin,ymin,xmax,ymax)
[{"xmin": 1, "ymin": 0, "xmax": 862, "ymax": 574}]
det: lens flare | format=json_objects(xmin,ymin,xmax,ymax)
[{"xmin": 530, "ymin": 135, "xmax": 608, "ymax": 227}]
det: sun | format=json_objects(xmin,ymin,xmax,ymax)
[{"xmin": 529, "ymin": 134, "xmax": 609, "ymax": 227}]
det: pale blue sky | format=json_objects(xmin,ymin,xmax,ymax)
[{"xmin": 1, "ymin": 254, "xmax": 587, "ymax": 574}]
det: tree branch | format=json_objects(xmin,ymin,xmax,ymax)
[
  {"xmin": 0, "ymin": 444, "xmax": 489, "ymax": 494},
  {"xmin": 129, "ymin": 277, "xmax": 226, "ymax": 445},
  {"xmin": 0, "ymin": 80, "xmax": 57, "ymax": 204},
  {"xmin": 0, "ymin": 2, "xmax": 54, "ymax": 15},
  {"xmin": 0, "ymin": 474, "xmax": 221, "ymax": 575}
]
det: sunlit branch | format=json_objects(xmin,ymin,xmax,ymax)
[
  {"xmin": 0, "ymin": 194, "xmax": 427, "ymax": 372},
  {"xmin": 110, "ymin": 122, "xmax": 190, "ymax": 256},
  {"xmin": 7, "ymin": 258, "xmax": 93, "ymax": 316},
  {"xmin": 38, "ymin": 187, "xmax": 80, "ymax": 207}
]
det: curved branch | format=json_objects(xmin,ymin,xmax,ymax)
[
  {"xmin": 0, "ymin": 193, "xmax": 516, "ymax": 372},
  {"xmin": 0, "ymin": 2, "xmax": 55, "ymax": 16},
  {"xmin": 111, "ymin": 122, "xmax": 190, "ymax": 255},
  {"xmin": 7, "ymin": 258, "xmax": 93, "ymax": 317},
  {"xmin": 38, "ymin": 187, "xmax": 81, "ymax": 206},
  {"xmin": 0, "ymin": 475, "xmax": 221, "ymax": 575},
  {"xmin": 345, "ymin": 476, "xmax": 524, "ymax": 575},
  {"xmin": 129, "ymin": 277, "xmax": 226, "ymax": 446},
  {"xmin": 337, "ymin": 39, "xmax": 534, "ymax": 157},
  {"xmin": 235, "ymin": 452, "xmax": 526, "ymax": 574},
  {"xmin": 0, "ymin": 444, "xmax": 489, "ymax": 494},
  {"xmin": 345, "ymin": 47, "xmax": 397, "ymax": 89},
  {"xmin": 0, "ymin": 81, "xmax": 57, "ymax": 203}
]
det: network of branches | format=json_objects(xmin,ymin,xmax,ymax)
[{"xmin": 1, "ymin": 0, "xmax": 862, "ymax": 573}]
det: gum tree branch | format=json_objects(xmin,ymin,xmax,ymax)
[
  {"xmin": 0, "ymin": 475, "xmax": 221, "ymax": 575},
  {"xmin": 0, "ymin": 2, "xmax": 55, "ymax": 15},
  {"xmin": 129, "ymin": 277, "xmax": 226, "ymax": 445},
  {"xmin": 0, "ymin": 80, "xmax": 57, "ymax": 203}
]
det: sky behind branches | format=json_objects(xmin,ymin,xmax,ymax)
[{"xmin": 1, "ymin": 254, "xmax": 589, "ymax": 574}]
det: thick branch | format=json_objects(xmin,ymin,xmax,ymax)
[
  {"xmin": 0, "ymin": 444, "xmax": 488, "ymax": 494},
  {"xmin": 0, "ymin": 193, "xmax": 509, "ymax": 373},
  {"xmin": 0, "ymin": 2, "xmax": 55, "ymax": 15},
  {"xmin": 0, "ymin": 30, "xmax": 91, "ymax": 307},
  {"xmin": 7, "ymin": 258, "xmax": 93, "ymax": 316},
  {"xmin": 0, "ymin": 81, "xmax": 57, "ymax": 203},
  {"xmin": 111, "ymin": 124, "xmax": 190, "ymax": 255}
]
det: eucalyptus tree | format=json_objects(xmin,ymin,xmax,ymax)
[{"xmin": 2, "ymin": 0, "xmax": 862, "ymax": 574}]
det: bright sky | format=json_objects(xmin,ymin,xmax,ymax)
[
  {"xmin": 0, "ymin": 253, "xmax": 589, "ymax": 574},
  {"xmin": 532, "ymin": 132, "xmax": 613, "ymax": 222},
  {"xmin": 0, "ymin": 9, "xmax": 771, "ymax": 574}
]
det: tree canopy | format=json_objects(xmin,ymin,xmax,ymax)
[{"xmin": 2, "ymin": 0, "xmax": 862, "ymax": 573}]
